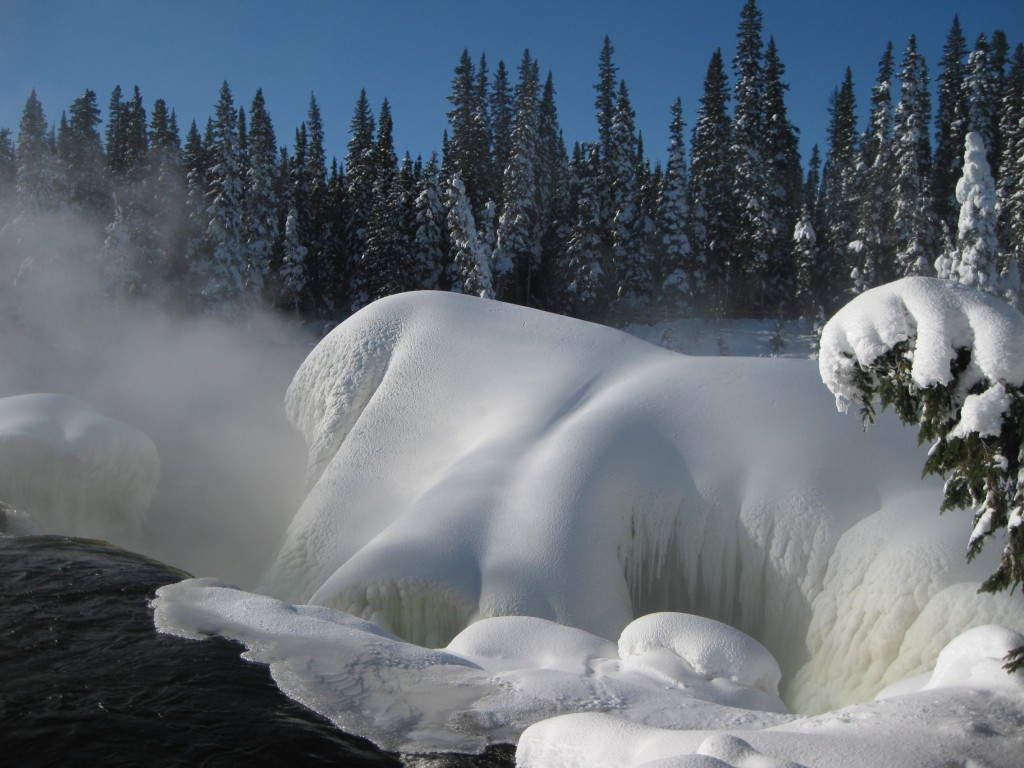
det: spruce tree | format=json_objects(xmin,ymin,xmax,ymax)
[
  {"xmin": 689, "ymin": 49, "xmax": 733, "ymax": 316},
  {"xmin": 194, "ymin": 82, "xmax": 246, "ymax": 315},
  {"xmin": 564, "ymin": 145, "xmax": 605, "ymax": 318},
  {"xmin": 821, "ymin": 68, "xmax": 860, "ymax": 307},
  {"xmin": 345, "ymin": 89, "xmax": 376, "ymax": 273},
  {"xmin": 494, "ymin": 49, "xmax": 541, "ymax": 303},
  {"xmin": 445, "ymin": 172, "xmax": 493, "ymax": 298},
  {"xmin": 658, "ymin": 98, "xmax": 695, "ymax": 311},
  {"xmin": 609, "ymin": 80, "xmax": 650, "ymax": 305},
  {"xmin": 934, "ymin": 16, "xmax": 971, "ymax": 231},
  {"xmin": 446, "ymin": 50, "xmax": 492, "ymax": 220},
  {"xmin": 851, "ymin": 43, "xmax": 896, "ymax": 292},
  {"xmin": 943, "ymin": 132, "xmax": 1001, "ymax": 293},
  {"xmin": 60, "ymin": 89, "xmax": 108, "ymax": 216},
  {"xmin": 242, "ymin": 88, "xmax": 279, "ymax": 303},
  {"xmin": 965, "ymin": 34, "xmax": 1000, "ymax": 176},
  {"xmin": 412, "ymin": 153, "xmax": 447, "ymax": 290},
  {"xmin": 999, "ymin": 44, "xmax": 1024, "ymax": 271},
  {"xmin": 143, "ymin": 98, "xmax": 186, "ymax": 293},
  {"xmin": 490, "ymin": 59, "xmax": 514, "ymax": 203},
  {"xmin": 15, "ymin": 90, "xmax": 59, "ymax": 214},
  {"xmin": 892, "ymin": 36, "xmax": 939, "ymax": 278}
]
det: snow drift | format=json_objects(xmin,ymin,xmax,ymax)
[
  {"xmin": 0, "ymin": 393, "xmax": 159, "ymax": 544},
  {"xmin": 258, "ymin": 290, "xmax": 1023, "ymax": 713}
]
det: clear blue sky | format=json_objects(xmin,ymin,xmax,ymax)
[{"xmin": 1, "ymin": 0, "xmax": 1021, "ymax": 170}]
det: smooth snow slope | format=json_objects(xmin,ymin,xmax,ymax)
[
  {"xmin": 261, "ymin": 291, "xmax": 1023, "ymax": 711},
  {"xmin": 0, "ymin": 393, "xmax": 159, "ymax": 544}
]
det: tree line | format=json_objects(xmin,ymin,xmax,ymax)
[{"xmin": 1, "ymin": 1, "xmax": 1022, "ymax": 329}]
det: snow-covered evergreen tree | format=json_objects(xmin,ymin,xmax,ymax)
[
  {"xmin": 494, "ymin": 49, "xmax": 541, "ymax": 303},
  {"xmin": 609, "ymin": 80, "xmax": 651, "ymax": 305},
  {"xmin": 851, "ymin": 43, "xmax": 896, "ymax": 293},
  {"xmin": 792, "ymin": 205, "xmax": 819, "ymax": 318},
  {"xmin": 278, "ymin": 204, "xmax": 307, "ymax": 313},
  {"xmin": 729, "ymin": 0, "xmax": 775, "ymax": 314},
  {"xmin": 943, "ymin": 132, "xmax": 1001, "ymax": 293},
  {"xmin": 345, "ymin": 89, "xmax": 376, "ymax": 277},
  {"xmin": 564, "ymin": 145, "xmax": 605, "ymax": 317},
  {"xmin": 657, "ymin": 98, "xmax": 694, "ymax": 310},
  {"xmin": 892, "ymin": 36, "xmax": 939, "ymax": 278},
  {"xmin": 412, "ymin": 153, "xmax": 447, "ymax": 290},
  {"xmin": 965, "ymin": 34, "xmax": 1001, "ymax": 177},
  {"xmin": 59, "ymin": 90, "xmax": 108, "ymax": 216},
  {"xmin": 689, "ymin": 49, "xmax": 733, "ymax": 316},
  {"xmin": 821, "ymin": 68, "xmax": 860, "ymax": 308},
  {"xmin": 999, "ymin": 44, "xmax": 1024, "ymax": 276},
  {"xmin": 934, "ymin": 16, "xmax": 971, "ymax": 231},
  {"xmin": 15, "ymin": 90, "xmax": 59, "ymax": 214},
  {"xmin": 446, "ymin": 50, "xmax": 492, "ymax": 220},
  {"xmin": 242, "ymin": 88, "xmax": 279, "ymax": 303},
  {"xmin": 194, "ymin": 82, "xmax": 246, "ymax": 316},
  {"xmin": 445, "ymin": 172, "xmax": 493, "ymax": 299}
]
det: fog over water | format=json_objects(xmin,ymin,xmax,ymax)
[{"xmin": 0, "ymin": 210, "xmax": 313, "ymax": 586}]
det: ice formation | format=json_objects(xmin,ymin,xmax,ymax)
[
  {"xmin": 254, "ymin": 290, "xmax": 1023, "ymax": 716},
  {"xmin": 0, "ymin": 393, "xmax": 159, "ymax": 544}
]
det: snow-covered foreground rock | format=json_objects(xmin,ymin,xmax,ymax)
[{"xmin": 0, "ymin": 393, "xmax": 159, "ymax": 544}]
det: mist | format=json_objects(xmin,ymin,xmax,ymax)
[{"xmin": 0, "ymin": 209, "xmax": 314, "ymax": 587}]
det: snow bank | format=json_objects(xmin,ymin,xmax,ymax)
[
  {"xmin": 257, "ymin": 290, "xmax": 1023, "ymax": 715},
  {"xmin": 0, "ymin": 393, "xmax": 159, "ymax": 544},
  {"xmin": 153, "ymin": 581, "xmax": 791, "ymax": 754},
  {"xmin": 517, "ymin": 625, "xmax": 1024, "ymax": 768}
]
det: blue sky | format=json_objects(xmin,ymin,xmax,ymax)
[{"xmin": 0, "ymin": 1, "xmax": 1021, "ymax": 169}]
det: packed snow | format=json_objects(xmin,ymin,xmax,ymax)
[{"xmin": 0, "ymin": 393, "xmax": 159, "ymax": 544}]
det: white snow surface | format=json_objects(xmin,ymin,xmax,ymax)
[
  {"xmin": 819, "ymin": 276, "xmax": 1024, "ymax": 413},
  {"xmin": 151, "ymin": 290, "xmax": 1024, "ymax": 758},
  {"xmin": 0, "ymin": 393, "xmax": 159, "ymax": 543}
]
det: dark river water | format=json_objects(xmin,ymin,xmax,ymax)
[{"xmin": 0, "ymin": 535, "xmax": 515, "ymax": 767}]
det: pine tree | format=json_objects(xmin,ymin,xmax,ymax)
[
  {"xmin": 278, "ymin": 203, "xmax": 308, "ymax": 313},
  {"xmin": 535, "ymin": 71, "xmax": 570, "ymax": 307},
  {"xmin": 821, "ymin": 68, "xmax": 860, "ymax": 307},
  {"xmin": 143, "ymin": 98, "xmax": 185, "ymax": 293},
  {"xmin": 792, "ymin": 205, "xmax": 820, "ymax": 318},
  {"xmin": 59, "ymin": 89, "xmax": 108, "ymax": 216},
  {"xmin": 762, "ymin": 36, "xmax": 803, "ymax": 309},
  {"xmin": 851, "ymin": 43, "xmax": 896, "ymax": 292},
  {"xmin": 445, "ymin": 172, "xmax": 493, "ymax": 298},
  {"xmin": 494, "ymin": 49, "xmax": 541, "ymax": 303},
  {"xmin": 893, "ymin": 36, "xmax": 939, "ymax": 278},
  {"xmin": 934, "ymin": 16, "xmax": 971, "ymax": 231},
  {"xmin": 658, "ymin": 98, "xmax": 694, "ymax": 311},
  {"xmin": 965, "ymin": 34, "xmax": 1001, "ymax": 178},
  {"xmin": 242, "ymin": 88, "xmax": 279, "ymax": 303},
  {"xmin": 564, "ymin": 144, "xmax": 605, "ymax": 317},
  {"xmin": 943, "ymin": 132, "xmax": 1001, "ymax": 293},
  {"xmin": 345, "ymin": 89, "xmax": 376, "ymax": 275},
  {"xmin": 446, "ymin": 50, "xmax": 492, "ymax": 219},
  {"xmin": 0, "ymin": 129, "xmax": 16, "ymax": 224},
  {"xmin": 689, "ymin": 49, "xmax": 733, "ymax": 316},
  {"xmin": 303, "ymin": 93, "xmax": 332, "ymax": 314},
  {"xmin": 490, "ymin": 59, "xmax": 514, "ymax": 208},
  {"xmin": 609, "ymin": 80, "xmax": 650, "ymax": 305},
  {"xmin": 15, "ymin": 90, "xmax": 59, "ymax": 214},
  {"xmin": 195, "ymin": 82, "xmax": 246, "ymax": 315},
  {"xmin": 999, "ymin": 44, "xmax": 1024, "ymax": 270},
  {"xmin": 412, "ymin": 153, "xmax": 447, "ymax": 290}
]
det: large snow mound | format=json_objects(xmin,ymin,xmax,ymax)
[
  {"xmin": 259, "ymin": 290, "xmax": 1023, "ymax": 713},
  {"xmin": 0, "ymin": 393, "xmax": 159, "ymax": 543}
]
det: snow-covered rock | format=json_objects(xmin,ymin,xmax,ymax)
[
  {"xmin": 251, "ymin": 290, "xmax": 1023, "ymax": 716},
  {"xmin": 0, "ymin": 393, "xmax": 159, "ymax": 544}
]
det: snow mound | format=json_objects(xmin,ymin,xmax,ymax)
[
  {"xmin": 0, "ymin": 393, "xmax": 159, "ymax": 544},
  {"xmin": 259, "ymin": 291, "xmax": 1023, "ymax": 712},
  {"xmin": 818, "ymin": 276, "xmax": 1024, "ymax": 413},
  {"xmin": 619, "ymin": 613, "xmax": 781, "ymax": 695},
  {"xmin": 517, "ymin": 625, "xmax": 1024, "ymax": 767}
]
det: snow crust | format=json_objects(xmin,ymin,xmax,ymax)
[
  {"xmin": 818, "ymin": 276, "xmax": 1024, "ymax": 413},
  {"xmin": 0, "ymin": 393, "xmax": 159, "ymax": 544}
]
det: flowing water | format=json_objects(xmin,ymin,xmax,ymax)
[{"xmin": 0, "ymin": 535, "xmax": 514, "ymax": 767}]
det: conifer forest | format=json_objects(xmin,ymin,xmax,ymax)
[{"xmin": 2, "ymin": 2, "xmax": 1023, "ymax": 331}]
